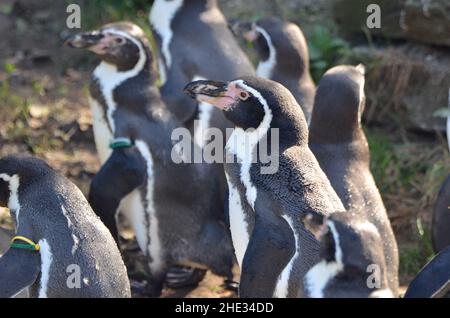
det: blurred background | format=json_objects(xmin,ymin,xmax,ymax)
[{"xmin": 0, "ymin": 0, "xmax": 449, "ymax": 296}]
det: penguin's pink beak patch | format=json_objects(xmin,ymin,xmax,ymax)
[
  {"xmin": 184, "ymin": 81, "xmax": 246, "ymax": 110},
  {"xmin": 87, "ymin": 35, "xmax": 123, "ymax": 54}
]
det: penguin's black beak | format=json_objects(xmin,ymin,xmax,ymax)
[
  {"xmin": 64, "ymin": 31, "xmax": 104, "ymax": 49},
  {"xmin": 184, "ymin": 80, "xmax": 236, "ymax": 110}
]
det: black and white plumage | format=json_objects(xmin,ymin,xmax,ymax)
[
  {"xmin": 431, "ymin": 90, "xmax": 450, "ymax": 253},
  {"xmin": 149, "ymin": 0, "xmax": 255, "ymax": 143},
  {"xmin": 231, "ymin": 17, "xmax": 315, "ymax": 123},
  {"xmin": 66, "ymin": 22, "xmax": 234, "ymax": 296},
  {"xmin": 185, "ymin": 76, "xmax": 345, "ymax": 298},
  {"xmin": 308, "ymin": 65, "xmax": 399, "ymax": 297},
  {"xmin": 404, "ymin": 245, "xmax": 450, "ymax": 298},
  {"xmin": 303, "ymin": 212, "xmax": 395, "ymax": 298},
  {"xmin": 432, "ymin": 176, "xmax": 450, "ymax": 253},
  {"xmin": 0, "ymin": 156, "xmax": 130, "ymax": 298}
]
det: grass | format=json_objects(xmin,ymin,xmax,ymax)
[
  {"xmin": 0, "ymin": 63, "xmax": 65, "ymax": 154},
  {"xmin": 82, "ymin": 0, "xmax": 153, "ymax": 35},
  {"xmin": 366, "ymin": 127, "xmax": 449, "ymax": 276}
]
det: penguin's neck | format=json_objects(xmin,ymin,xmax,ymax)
[
  {"xmin": 255, "ymin": 28, "xmax": 309, "ymax": 83},
  {"xmin": 0, "ymin": 173, "xmax": 21, "ymax": 227},
  {"xmin": 150, "ymin": 0, "xmax": 184, "ymax": 71},
  {"xmin": 183, "ymin": 0, "xmax": 217, "ymax": 9},
  {"xmin": 255, "ymin": 27, "xmax": 277, "ymax": 79},
  {"xmin": 92, "ymin": 51, "xmax": 157, "ymax": 130}
]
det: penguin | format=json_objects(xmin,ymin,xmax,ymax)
[
  {"xmin": 0, "ymin": 227, "xmax": 10, "ymax": 255},
  {"xmin": 404, "ymin": 245, "xmax": 450, "ymax": 298},
  {"xmin": 308, "ymin": 65, "xmax": 399, "ymax": 296},
  {"xmin": 149, "ymin": 0, "xmax": 255, "ymax": 145},
  {"xmin": 150, "ymin": 0, "xmax": 255, "ymax": 284},
  {"xmin": 184, "ymin": 76, "xmax": 345, "ymax": 297},
  {"xmin": 65, "ymin": 22, "xmax": 234, "ymax": 296},
  {"xmin": 302, "ymin": 212, "xmax": 395, "ymax": 298},
  {"xmin": 0, "ymin": 227, "xmax": 28, "ymax": 297},
  {"xmin": 0, "ymin": 156, "xmax": 130, "ymax": 298},
  {"xmin": 230, "ymin": 17, "xmax": 315, "ymax": 123},
  {"xmin": 431, "ymin": 90, "xmax": 450, "ymax": 253},
  {"xmin": 432, "ymin": 176, "xmax": 450, "ymax": 253}
]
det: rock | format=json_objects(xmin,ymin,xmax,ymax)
[
  {"xmin": 218, "ymin": 0, "xmax": 334, "ymax": 35},
  {"xmin": 333, "ymin": 0, "xmax": 450, "ymax": 47},
  {"xmin": 403, "ymin": 0, "xmax": 450, "ymax": 47},
  {"xmin": 346, "ymin": 44, "xmax": 450, "ymax": 132}
]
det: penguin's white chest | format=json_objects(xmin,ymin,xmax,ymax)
[
  {"xmin": 192, "ymin": 75, "xmax": 214, "ymax": 149},
  {"xmin": 225, "ymin": 171, "xmax": 250, "ymax": 268},
  {"xmin": 90, "ymin": 58, "xmax": 162, "ymax": 273},
  {"xmin": 119, "ymin": 141, "xmax": 162, "ymax": 273},
  {"xmin": 225, "ymin": 128, "xmax": 259, "ymax": 268},
  {"xmin": 89, "ymin": 97, "xmax": 113, "ymax": 164}
]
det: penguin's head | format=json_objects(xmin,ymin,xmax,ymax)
[
  {"xmin": 303, "ymin": 212, "xmax": 394, "ymax": 298},
  {"xmin": 184, "ymin": 76, "xmax": 308, "ymax": 143},
  {"xmin": 0, "ymin": 156, "xmax": 52, "ymax": 208},
  {"xmin": 65, "ymin": 22, "xmax": 153, "ymax": 72},
  {"xmin": 230, "ymin": 17, "xmax": 309, "ymax": 73},
  {"xmin": 309, "ymin": 65, "xmax": 366, "ymax": 143}
]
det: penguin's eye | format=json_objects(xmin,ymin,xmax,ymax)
[
  {"xmin": 114, "ymin": 37, "xmax": 126, "ymax": 45},
  {"xmin": 239, "ymin": 91, "xmax": 250, "ymax": 101}
]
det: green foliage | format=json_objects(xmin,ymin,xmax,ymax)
[
  {"xmin": 83, "ymin": 0, "xmax": 153, "ymax": 30},
  {"xmin": 399, "ymin": 218, "xmax": 435, "ymax": 276},
  {"xmin": 308, "ymin": 25, "xmax": 350, "ymax": 82},
  {"xmin": 367, "ymin": 127, "xmax": 448, "ymax": 276}
]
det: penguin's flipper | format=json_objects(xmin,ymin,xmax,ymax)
[
  {"xmin": 89, "ymin": 148, "xmax": 146, "ymax": 243},
  {"xmin": 404, "ymin": 246, "xmax": 450, "ymax": 298},
  {"xmin": 0, "ymin": 248, "xmax": 40, "ymax": 298},
  {"xmin": 239, "ymin": 193, "xmax": 295, "ymax": 298},
  {"xmin": 160, "ymin": 70, "xmax": 198, "ymax": 124},
  {"xmin": 431, "ymin": 175, "xmax": 450, "ymax": 253}
]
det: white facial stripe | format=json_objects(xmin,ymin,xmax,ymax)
[
  {"xmin": 0, "ymin": 173, "xmax": 21, "ymax": 227},
  {"xmin": 274, "ymin": 215, "xmax": 300, "ymax": 298},
  {"xmin": 93, "ymin": 29, "xmax": 147, "ymax": 135},
  {"xmin": 328, "ymin": 221, "xmax": 343, "ymax": 264},
  {"xmin": 149, "ymin": 0, "xmax": 183, "ymax": 74},
  {"xmin": 38, "ymin": 239, "xmax": 53, "ymax": 298},
  {"xmin": 192, "ymin": 76, "xmax": 214, "ymax": 149},
  {"xmin": 255, "ymin": 26, "xmax": 276, "ymax": 79},
  {"xmin": 135, "ymin": 140, "xmax": 162, "ymax": 273},
  {"xmin": 225, "ymin": 171, "xmax": 249, "ymax": 268},
  {"xmin": 226, "ymin": 80, "xmax": 273, "ymax": 208},
  {"xmin": 305, "ymin": 260, "xmax": 343, "ymax": 298},
  {"xmin": 304, "ymin": 220, "xmax": 344, "ymax": 298}
]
